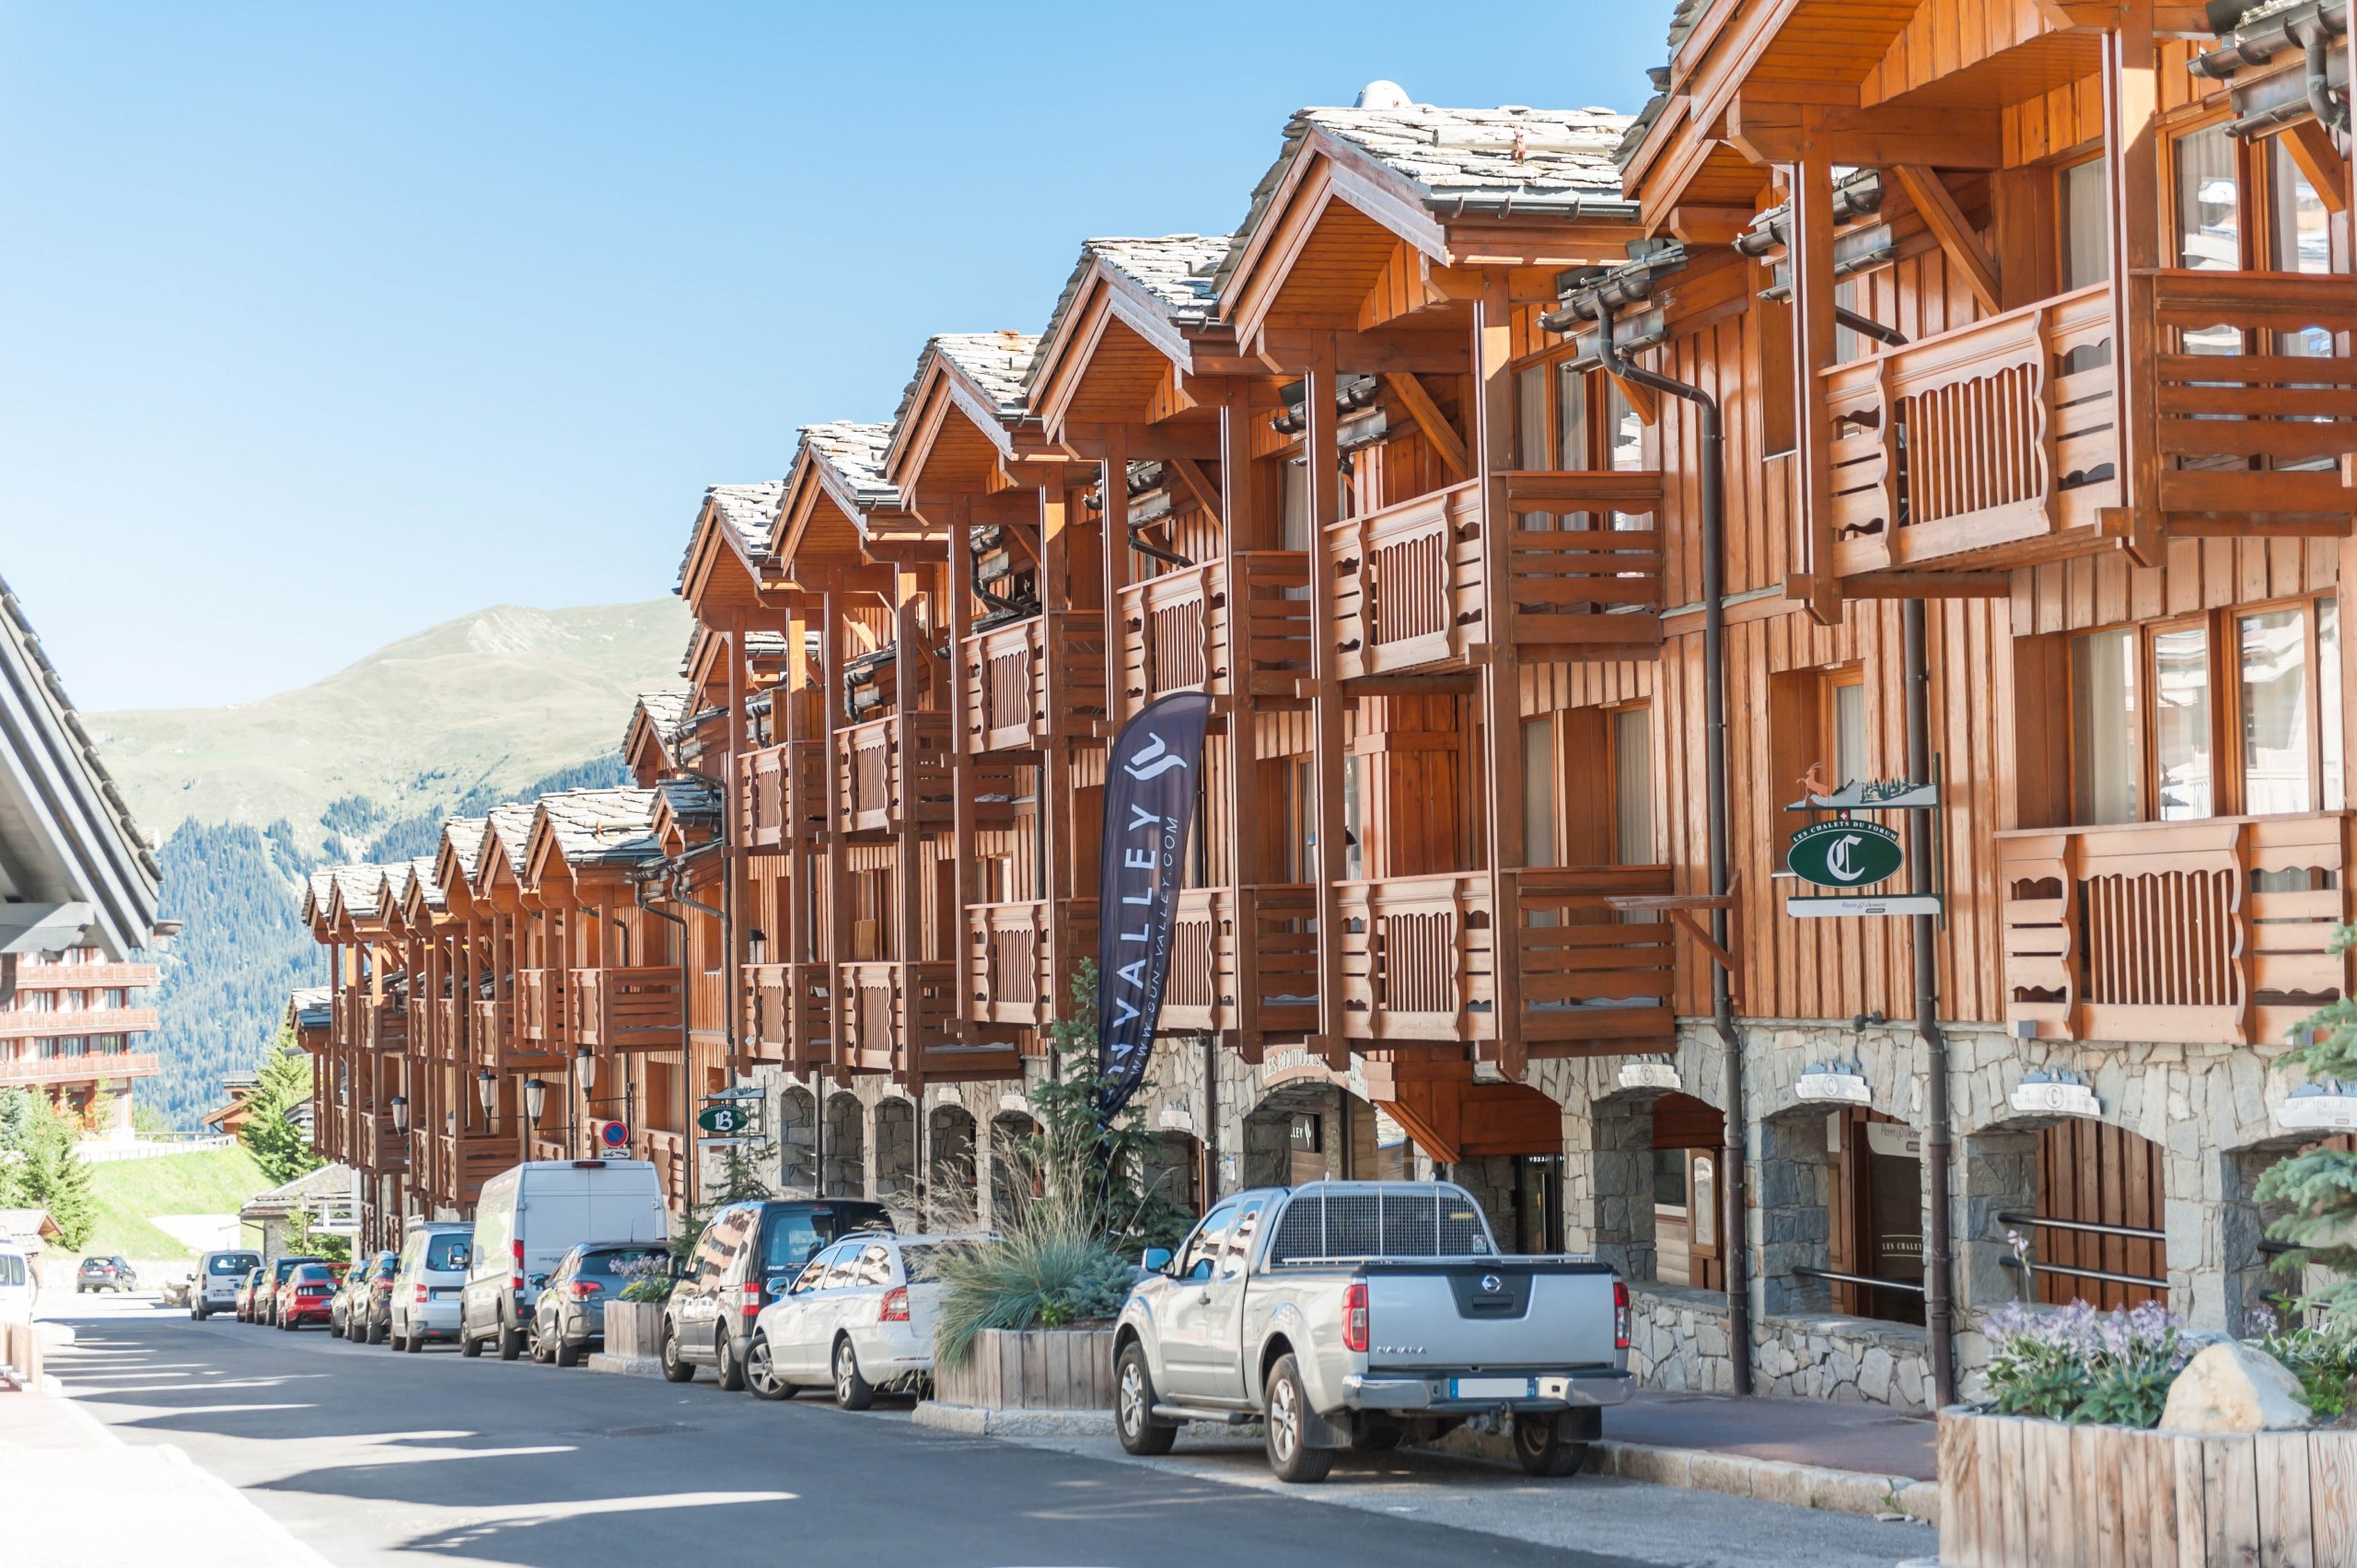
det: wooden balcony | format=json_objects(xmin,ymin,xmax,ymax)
[
  {"xmin": 961, "ymin": 610, "xmax": 1108, "ymax": 756},
  {"xmin": 9, "ymin": 960, "xmax": 157, "ymax": 990},
  {"xmin": 331, "ymin": 990, "xmax": 361, "ymax": 1047},
  {"xmin": 737, "ymin": 738, "xmax": 827, "ymax": 853},
  {"xmin": 834, "ymin": 712, "xmax": 954, "ymax": 837},
  {"xmin": 1827, "ymin": 284, "xmax": 2118, "ymax": 578},
  {"xmin": 639, "ymin": 1128, "xmax": 686, "ymax": 1210},
  {"xmin": 364, "ymin": 1111, "xmax": 408, "ymax": 1171},
  {"xmin": 1998, "ymin": 813, "xmax": 2352, "ymax": 1047},
  {"xmin": 0, "ymin": 1005, "xmax": 158, "ymax": 1041},
  {"xmin": 838, "ymin": 959, "xmax": 1020, "ymax": 1085},
  {"xmin": 0, "ymin": 1051, "xmax": 160, "ymax": 1087},
  {"xmin": 568, "ymin": 967, "xmax": 683, "ymax": 1051},
  {"xmin": 468, "ymin": 998, "xmax": 511, "ymax": 1062},
  {"xmin": 363, "ymin": 1003, "xmax": 407, "ymax": 1053},
  {"xmin": 1328, "ymin": 482, "xmax": 1486, "ymax": 678},
  {"xmin": 1337, "ymin": 866, "xmax": 1676, "ymax": 1053},
  {"xmin": 435, "ymin": 997, "xmax": 466, "ymax": 1060},
  {"xmin": 430, "ymin": 1132, "xmax": 509, "ymax": 1205},
  {"xmin": 516, "ymin": 969, "xmax": 559, "ymax": 1044},
  {"xmin": 961, "ymin": 900, "xmax": 1098, "ymax": 1030},
  {"xmin": 1161, "ymin": 885, "xmax": 1319, "ymax": 1038},
  {"xmin": 2140, "ymin": 269, "xmax": 2357, "ymax": 528},
  {"xmin": 746, "ymin": 961, "xmax": 830, "ymax": 1070},
  {"xmin": 1115, "ymin": 552, "xmax": 1312, "ymax": 720}
]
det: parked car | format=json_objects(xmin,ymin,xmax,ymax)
[
  {"xmin": 1112, "ymin": 1180, "xmax": 1633, "ymax": 1483},
  {"xmin": 529, "ymin": 1240, "xmax": 669, "ymax": 1367},
  {"xmin": 460, "ymin": 1160, "xmax": 666, "ymax": 1361},
  {"xmin": 276, "ymin": 1261, "xmax": 345, "ymax": 1330},
  {"xmin": 255, "ymin": 1256, "xmax": 324, "ymax": 1326},
  {"xmin": 662, "ymin": 1198, "xmax": 891, "ymax": 1389},
  {"xmin": 744, "ymin": 1232, "xmax": 976, "ymax": 1407},
  {"xmin": 332, "ymin": 1253, "xmax": 395, "ymax": 1341},
  {"xmin": 389, "ymin": 1222, "xmax": 472, "ymax": 1353},
  {"xmin": 0, "ymin": 1240, "xmax": 35, "ymax": 1327},
  {"xmin": 75, "ymin": 1256, "xmax": 136, "ymax": 1294},
  {"xmin": 233, "ymin": 1266, "xmax": 266, "ymax": 1321},
  {"xmin": 192, "ymin": 1249, "xmax": 262, "ymax": 1321}
]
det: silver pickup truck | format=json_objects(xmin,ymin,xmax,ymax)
[{"xmin": 1113, "ymin": 1179, "xmax": 1632, "ymax": 1482}]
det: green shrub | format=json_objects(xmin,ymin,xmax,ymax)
[{"xmin": 1982, "ymin": 1300, "xmax": 2190, "ymax": 1426}]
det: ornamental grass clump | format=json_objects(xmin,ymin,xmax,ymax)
[{"xmin": 1982, "ymin": 1300, "xmax": 2193, "ymax": 1427}]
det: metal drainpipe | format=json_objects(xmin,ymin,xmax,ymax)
[
  {"xmin": 636, "ymin": 874, "xmax": 697, "ymax": 1212},
  {"xmin": 1906, "ymin": 599, "xmax": 1959, "ymax": 1408},
  {"xmin": 1595, "ymin": 302, "xmax": 1751, "ymax": 1397}
]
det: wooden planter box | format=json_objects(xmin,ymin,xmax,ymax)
[
  {"xmin": 604, "ymin": 1301, "xmax": 663, "ymax": 1362},
  {"xmin": 932, "ymin": 1328, "xmax": 1115, "ymax": 1411},
  {"xmin": 1938, "ymin": 1407, "xmax": 2357, "ymax": 1566}
]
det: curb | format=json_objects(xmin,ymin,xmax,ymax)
[
  {"xmin": 913, "ymin": 1400, "xmax": 1116, "ymax": 1438},
  {"xmin": 1593, "ymin": 1439, "xmax": 1937, "ymax": 1524},
  {"xmin": 586, "ymin": 1353, "xmax": 664, "ymax": 1379}
]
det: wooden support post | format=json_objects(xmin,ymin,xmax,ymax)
[
  {"xmin": 1304, "ymin": 341, "xmax": 1350, "ymax": 1066},
  {"xmin": 1791, "ymin": 112, "xmax": 1846, "ymax": 628},
  {"xmin": 724, "ymin": 610, "xmax": 748, "ymax": 1078},
  {"xmin": 1039, "ymin": 482, "xmax": 1072, "ymax": 1017},
  {"xmin": 2105, "ymin": 1, "xmax": 2165, "ymax": 565},
  {"xmin": 1102, "ymin": 428, "xmax": 1131, "ymax": 732},
  {"xmin": 894, "ymin": 579, "xmax": 924, "ymax": 1081},
  {"xmin": 946, "ymin": 496, "xmax": 977, "ymax": 1033},
  {"xmin": 822, "ymin": 587, "xmax": 848, "ymax": 1073},
  {"xmin": 1474, "ymin": 274, "xmax": 1527, "ymax": 1081},
  {"xmin": 1219, "ymin": 384, "xmax": 1262, "ymax": 1060}
]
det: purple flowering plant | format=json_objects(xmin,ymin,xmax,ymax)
[{"xmin": 1982, "ymin": 1299, "xmax": 2191, "ymax": 1426}]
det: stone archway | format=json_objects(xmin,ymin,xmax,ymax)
[
  {"xmin": 777, "ymin": 1086, "xmax": 818, "ymax": 1197},
  {"xmin": 875, "ymin": 1098, "xmax": 917, "ymax": 1219},
  {"xmin": 987, "ymin": 1109, "xmax": 1039, "ymax": 1230},
  {"xmin": 928, "ymin": 1103, "xmax": 979, "ymax": 1230},
  {"xmin": 822, "ymin": 1092, "xmax": 865, "ymax": 1198},
  {"xmin": 1571, "ymin": 1089, "xmax": 1724, "ymax": 1290},
  {"xmin": 1138, "ymin": 1131, "xmax": 1203, "ymax": 1220}
]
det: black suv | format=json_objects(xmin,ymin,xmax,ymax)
[{"xmin": 661, "ymin": 1200, "xmax": 890, "ymax": 1389}]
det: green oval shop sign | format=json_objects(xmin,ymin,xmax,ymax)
[{"xmin": 1786, "ymin": 818, "xmax": 1904, "ymax": 890}]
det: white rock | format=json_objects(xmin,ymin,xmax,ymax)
[{"xmin": 2157, "ymin": 1342, "xmax": 2311, "ymax": 1434}]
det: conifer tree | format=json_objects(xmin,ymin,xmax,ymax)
[{"xmin": 242, "ymin": 1025, "xmax": 322, "ymax": 1187}]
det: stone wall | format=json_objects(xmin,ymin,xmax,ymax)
[{"xmin": 1629, "ymin": 1284, "xmax": 1933, "ymax": 1411}]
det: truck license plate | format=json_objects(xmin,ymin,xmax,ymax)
[{"xmin": 1451, "ymin": 1376, "xmax": 1535, "ymax": 1400}]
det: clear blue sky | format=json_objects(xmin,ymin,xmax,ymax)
[{"xmin": 0, "ymin": 2, "xmax": 1673, "ymax": 712}]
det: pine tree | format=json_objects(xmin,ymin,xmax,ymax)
[
  {"xmin": 1019, "ymin": 962, "xmax": 1192, "ymax": 1253},
  {"xmin": 241, "ymin": 1025, "xmax": 322, "ymax": 1187},
  {"xmin": 5, "ymin": 1096, "xmax": 97, "ymax": 1249},
  {"xmin": 2258, "ymin": 927, "xmax": 2357, "ymax": 1318}
]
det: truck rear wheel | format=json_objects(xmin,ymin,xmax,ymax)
[
  {"xmin": 1262, "ymin": 1355, "xmax": 1333, "ymax": 1483},
  {"xmin": 1512, "ymin": 1411, "xmax": 1592, "ymax": 1478},
  {"xmin": 1115, "ymin": 1342, "xmax": 1177, "ymax": 1456}
]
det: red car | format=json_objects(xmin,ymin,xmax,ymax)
[{"xmin": 276, "ymin": 1261, "xmax": 347, "ymax": 1330}]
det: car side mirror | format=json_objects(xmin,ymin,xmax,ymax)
[
  {"xmin": 668, "ymin": 1256, "xmax": 688, "ymax": 1280},
  {"xmin": 1141, "ymin": 1248, "xmax": 1173, "ymax": 1274},
  {"xmin": 529, "ymin": 1273, "xmax": 549, "ymax": 1289},
  {"xmin": 1188, "ymin": 1258, "xmax": 1214, "ymax": 1282}
]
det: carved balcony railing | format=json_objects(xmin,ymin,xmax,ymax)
[
  {"xmin": 568, "ymin": 967, "xmax": 683, "ymax": 1051},
  {"xmin": 363, "ymin": 1003, "xmax": 408, "ymax": 1054},
  {"xmin": 834, "ymin": 712, "xmax": 955, "ymax": 837},
  {"xmin": 516, "ymin": 969, "xmax": 558, "ymax": 1045},
  {"xmin": 1115, "ymin": 552, "xmax": 1313, "ymax": 723},
  {"xmin": 1999, "ymin": 812, "xmax": 2351, "ymax": 1047},
  {"xmin": 961, "ymin": 610, "xmax": 1108, "ymax": 756},
  {"xmin": 1328, "ymin": 482, "xmax": 1486, "ymax": 678},
  {"xmin": 839, "ymin": 959, "xmax": 1020, "ymax": 1086},
  {"xmin": 435, "ymin": 998, "xmax": 466, "ymax": 1061},
  {"xmin": 468, "ymin": 999, "xmax": 511, "ymax": 1063},
  {"xmin": 1824, "ymin": 283, "xmax": 2118, "ymax": 578},
  {"xmin": 737, "ymin": 739, "xmax": 829, "ymax": 853},
  {"xmin": 1161, "ymin": 885, "xmax": 1319, "ymax": 1039},
  {"xmin": 1338, "ymin": 874, "xmax": 1495, "ymax": 1042},
  {"xmin": 2140, "ymin": 269, "xmax": 2357, "ymax": 528},
  {"xmin": 0, "ymin": 1005, "xmax": 159, "ymax": 1041},
  {"xmin": 960, "ymin": 900, "xmax": 1098, "ymax": 1031},
  {"xmin": 747, "ymin": 961, "xmax": 831, "ymax": 1071}
]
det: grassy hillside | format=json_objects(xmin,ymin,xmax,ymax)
[
  {"xmin": 81, "ymin": 1144, "xmax": 273, "ymax": 1263},
  {"xmin": 87, "ymin": 598, "xmax": 690, "ymax": 845}
]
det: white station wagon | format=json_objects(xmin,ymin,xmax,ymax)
[{"xmin": 742, "ymin": 1232, "xmax": 983, "ymax": 1408}]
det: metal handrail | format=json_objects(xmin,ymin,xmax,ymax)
[
  {"xmin": 1791, "ymin": 1264, "xmax": 1926, "ymax": 1296},
  {"xmin": 2000, "ymin": 1256, "xmax": 2168, "ymax": 1291},
  {"xmin": 1995, "ymin": 1211, "xmax": 2164, "ymax": 1244}
]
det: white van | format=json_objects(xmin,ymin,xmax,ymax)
[
  {"xmin": 459, "ymin": 1159, "xmax": 667, "ymax": 1361},
  {"xmin": 0, "ymin": 1240, "xmax": 35, "ymax": 1328},
  {"xmin": 192, "ymin": 1249, "xmax": 262, "ymax": 1320}
]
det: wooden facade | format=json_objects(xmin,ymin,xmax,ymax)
[{"xmin": 297, "ymin": 6, "xmax": 2357, "ymax": 1398}]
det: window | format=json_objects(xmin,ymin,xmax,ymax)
[
  {"xmin": 1509, "ymin": 354, "xmax": 1639, "ymax": 475},
  {"xmin": 1558, "ymin": 359, "xmax": 1591, "ymax": 470},
  {"xmin": 2266, "ymin": 134, "xmax": 2333, "ymax": 277},
  {"xmin": 1178, "ymin": 1202, "xmax": 1237, "ymax": 1278},
  {"xmin": 1515, "ymin": 363, "xmax": 1550, "ymax": 469},
  {"xmin": 2060, "ymin": 157, "xmax": 2110, "ymax": 290},
  {"xmin": 2154, "ymin": 623, "xmax": 2212, "ymax": 819},
  {"xmin": 1221, "ymin": 1197, "xmax": 1268, "ymax": 1279},
  {"xmin": 1523, "ymin": 716, "xmax": 1557, "ymax": 869},
  {"xmin": 2241, "ymin": 607, "xmax": 2310, "ymax": 813},
  {"xmin": 1829, "ymin": 673, "xmax": 1868, "ymax": 788},
  {"xmin": 2174, "ymin": 122, "xmax": 2241, "ymax": 273},
  {"xmin": 1607, "ymin": 377, "xmax": 1644, "ymax": 472},
  {"xmin": 1612, "ymin": 707, "xmax": 1654, "ymax": 865},
  {"xmin": 2072, "ymin": 628, "xmax": 2140, "ymax": 825}
]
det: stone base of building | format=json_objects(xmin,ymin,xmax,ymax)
[{"xmin": 1630, "ymin": 1284, "xmax": 1933, "ymax": 1411}]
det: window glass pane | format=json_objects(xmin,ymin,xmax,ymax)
[
  {"xmin": 2324, "ymin": 598, "xmax": 2344, "ymax": 811},
  {"xmin": 1832, "ymin": 680, "xmax": 1867, "ymax": 787},
  {"xmin": 2073, "ymin": 629, "xmax": 2140, "ymax": 825},
  {"xmin": 1341, "ymin": 754, "xmax": 1363, "ymax": 880},
  {"xmin": 2061, "ymin": 158, "xmax": 2111, "ymax": 290},
  {"xmin": 1557, "ymin": 362, "xmax": 1590, "ymax": 469},
  {"xmin": 1522, "ymin": 716, "xmax": 1557, "ymax": 868},
  {"xmin": 2174, "ymin": 123, "xmax": 2239, "ymax": 272},
  {"xmin": 2154, "ymin": 625, "xmax": 2213, "ymax": 820},
  {"xmin": 1613, "ymin": 707, "xmax": 1654, "ymax": 865},
  {"xmin": 2268, "ymin": 136, "xmax": 2333, "ymax": 276},
  {"xmin": 1607, "ymin": 377, "xmax": 1644, "ymax": 472},
  {"xmin": 2240, "ymin": 608, "xmax": 2311, "ymax": 815},
  {"xmin": 1833, "ymin": 277, "xmax": 1860, "ymax": 364},
  {"xmin": 1280, "ymin": 459, "xmax": 1308, "ymax": 552},
  {"xmin": 1515, "ymin": 364, "xmax": 1550, "ymax": 470}
]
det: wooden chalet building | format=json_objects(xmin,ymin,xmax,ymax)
[{"xmin": 297, "ymin": 7, "xmax": 2357, "ymax": 1411}]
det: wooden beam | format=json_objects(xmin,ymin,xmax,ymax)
[
  {"xmin": 2107, "ymin": 2, "xmax": 2165, "ymax": 568},
  {"xmin": 1668, "ymin": 204, "xmax": 1759, "ymax": 246},
  {"xmin": 1790, "ymin": 111, "xmax": 1845, "ymax": 630},
  {"xmin": 1604, "ymin": 368, "xmax": 1662, "ymax": 428},
  {"xmin": 1891, "ymin": 166, "xmax": 2003, "ymax": 316},
  {"xmin": 1255, "ymin": 325, "xmax": 1467, "ymax": 377},
  {"xmin": 1167, "ymin": 456, "xmax": 1224, "ymax": 527},
  {"xmin": 1381, "ymin": 372, "xmax": 1470, "ymax": 479},
  {"xmin": 1728, "ymin": 98, "xmax": 2003, "ymax": 170},
  {"xmin": 1786, "ymin": 571, "xmax": 2013, "ymax": 600},
  {"xmin": 2282, "ymin": 119, "xmax": 2350, "ymax": 215}
]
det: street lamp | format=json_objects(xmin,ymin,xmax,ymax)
[
  {"xmin": 389, "ymin": 1096, "xmax": 409, "ymax": 1134},
  {"xmin": 575, "ymin": 1046, "xmax": 598, "ymax": 1097},
  {"xmin": 476, "ymin": 1069, "xmax": 498, "ymax": 1129},
  {"xmin": 524, "ymin": 1076, "xmax": 548, "ymax": 1127}
]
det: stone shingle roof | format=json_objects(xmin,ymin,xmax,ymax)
[
  {"xmin": 306, "ymin": 868, "xmax": 336, "ymax": 918},
  {"xmin": 1616, "ymin": 0, "xmax": 1715, "ymax": 168},
  {"xmin": 708, "ymin": 482, "xmax": 786, "ymax": 555},
  {"xmin": 1031, "ymin": 236, "xmax": 1229, "ymax": 392},
  {"xmin": 629, "ymin": 689, "xmax": 691, "ymax": 758},
  {"xmin": 675, "ymin": 627, "xmax": 791, "ymax": 681},
  {"xmin": 328, "ymin": 864, "xmax": 387, "ymax": 919},
  {"xmin": 535, "ymin": 787, "xmax": 668, "ymax": 868},
  {"xmin": 407, "ymin": 856, "xmax": 445, "ymax": 912},
  {"xmin": 1219, "ymin": 100, "xmax": 1637, "ymax": 296},
  {"xmin": 801, "ymin": 421, "xmax": 900, "ymax": 510},
  {"xmin": 484, "ymin": 803, "xmax": 538, "ymax": 879},
  {"xmin": 379, "ymin": 861, "xmax": 412, "ymax": 910},
  {"xmin": 891, "ymin": 332, "xmax": 1039, "ymax": 434},
  {"xmin": 441, "ymin": 817, "xmax": 488, "ymax": 885}
]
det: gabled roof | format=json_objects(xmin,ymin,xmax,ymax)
[
  {"xmin": 771, "ymin": 422, "xmax": 910, "ymax": 570},
  {"xmin": 911, "ymin": 332, "xmax": 1039, "ymax": 424},
  {"xmin": 302, "ymin": 868, "xmax": 337, "ymax": 925},
  {"xmin": 403, "ymin": 856, "xmax": 445, "ymax": 914},
  {"xmin": 529, "ymin": 786, "xmax": 668, "ymax": 876},
  {"xmin": 439, "ymin": 817, "xmax": 489, "ymax": 888},
  {"xmin": 675, "ymin": 480, "xmax": 789, "ymax": 612},
  {"xmin": 1028, "ymin": 235, "xmax": 1239, "ymax": 436},
  {"xmin": 482, "ymin": 802, "xmax": 539, "ymax": 885},
  {"xmin": 803, "ymin": 422, "xmax": 900, "ymax": 509},
  {"xmin": 708, "ymin": 482, "xmax": 786, "ymax": 555},
  {"xmin": 885, "ymin": 331, "xmax": 1044, "ymax": 499},
  {"xmin": 324, "ymin": 863, "xmax": 389, "ymax": 923},
  {"xmin": 0, "ymin": 575, "xmax": 160, "ymax": 959},
  {"xmin": 624, "ymin": 689, "xmax": 692, "ymax": 774}
]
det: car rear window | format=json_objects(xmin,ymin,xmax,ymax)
[
  {"xmin": 0, "ymin": 1256, "xmax": 24, "ymax": 1287},
  {"xmin": 761, "ymin": 1214, "xmax": 822, "ymax": 1273},
  {"xmin": 579, "ymin": 1249, "xmax": 666, "ymax": 1280},
  {"xmin": 292, "ymin": 1265, "xmax": 333, "ymax": 1283},
  {"xmin": 209, "ymin": 1254, "xmax": 260, "ymax": 1275},
  {"xmin": 422, "ymin": 1234, "xmax": 470, "ymax": 1270}
]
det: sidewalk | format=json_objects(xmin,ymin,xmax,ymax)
[
  {"xmin": 0, "ymin": 1379, "xmax": 328, "ymax": 1568},
  {"xmin": 1611, "ymin": 1388, "xmax": 1937, "ymax": 1481}
]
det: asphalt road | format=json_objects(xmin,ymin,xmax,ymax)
[{"xmin": 44, "ymin": 1296, "xmax": 1929, "ymax": 1568}]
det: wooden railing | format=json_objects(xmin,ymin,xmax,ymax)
[
  {"xmin": 838, "ymin": 960, "xmax": 1018, "ymax": 1085},
  {"xmin": 435, "ymin": 998, "xmax": 466, "ymax": 1060},
  {"xmin": 1328, "ymin": 482, "xmax": 1486, "ymax": 678},
  {"xmin": 1998, "ymin": 812, "xmax": 2352, "ymax": 1046},
  {"xmin": 0, "ymin": 1005, "xmax": 159, "ymax": 1041},
  {"xmin": 1159, "ymin": 885, "xmax": 1319, "ymax": 1037},
  {"xmin": 0, "ymin": 1051, "xmax": 160, "ymax": 1086},
  {"xmin": 1115, "ymin": 552, "xmax": 1312, "ymax": 720},
  {"xmin": 1495, "ymin": 472, "xmax": 1667, "ymax": 660},
  {"xmin": 2142, "ymin": 269, "xmax": 2357, "ymax": 526},
  {"xmin": 960, "ymin": 610, "xmax": 1108, "ymax": 755},
  {"xmin": 960, "ymin": 900, "xmax": 1098, "ymax": 1030},
  {"xmin": 364, "ymin": 1003, "xmax": 407, "ymax": 1053},
  {"xmin": 516, "ymin": 969, "xmax": 558, "ymax": 1043},
  {"xmin": 366, "ymin": 1111, "xmax": 408, "ymax": 1170},
  {"xmin": 468, "ymin": 999, "xmax": 511, "ymax": 1062},
  {"xmin": 9, "ymin": 960, "xmax": 157, "ymax": 990},
  {"xmin": 746, "ymin": 961, "xmax": 830, "ymax": 1070},
  {"xmin": 834, "ymin": 712, "xmax": 954, "ymax": 836},
  {"xmin": 430, "ymin": 1133, "xmax": 509, "ymax": 1204},
  {"xmin": 640, "ymin": 1128, "xmax": 686, "ymax": 1209},
  {"xmin": 1825, "ymin": 283, "xmax": 2117, "ymax": 575},
  {"xmin": 737, "ymin": 739, "xmax": 828, "ymax": 852},
  {"xmin": 1337, "ymin": 874, "xmax": 1494, "ymax": 1042},
  {"xmin": 568, "ymin": 967, "xmax": 683, "ymax": 1051},
  {"xmin": 331, "ymin": 991, "xmax": 359, "ymax": 1047}
]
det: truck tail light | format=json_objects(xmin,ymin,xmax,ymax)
[
  {"xmin": 1614, "ymin": 1280, "xmax": 1631, "ymax": 1351},
  {"xmin": 878, "ymin": 1285, "xmax": 909, "ymax": 1322},
  {"xmin": 738, "ymin": 1283, "xmax": 764, "ymax": 1317},
  {"xmin": 511, "ymin": 1238, "xmax": 525, "ymax": 1289},
  {"xmin": 1342, "ymin": 1281, "xmax": 1368, "ymax": 1353}
]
